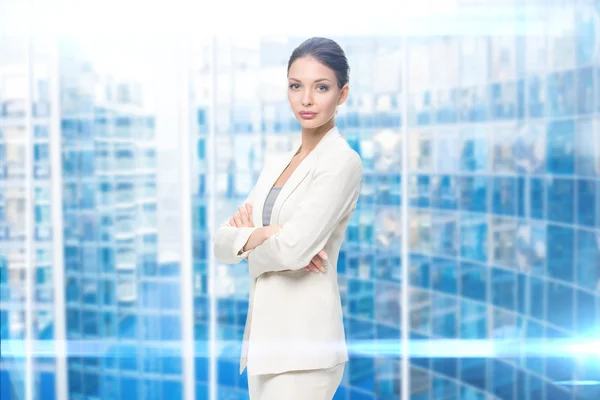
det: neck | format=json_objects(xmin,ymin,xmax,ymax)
[{"xmin": 299, "ymin": 119, "xmax": 335, "ymax": 157}]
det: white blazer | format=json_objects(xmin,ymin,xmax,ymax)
[{"xmin": 213, "ymin": 126, "xmax": 363, "ymax": 376}]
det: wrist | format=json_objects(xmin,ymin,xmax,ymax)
[
  {"xmin": 258, "ymin": 226, "xmax": 269, "ymax": 242},
  {"xmin": 243, "ymin": 227, "xmax": 264, "ymax": 252}
]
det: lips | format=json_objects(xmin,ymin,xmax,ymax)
[{"xmin": 299, "ymin": 111, "xmax": 317, "ymax": 119}]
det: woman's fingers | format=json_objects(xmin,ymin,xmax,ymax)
[
  {"xmin": 238, "ymin": 207, "xmax": 248, "ymax": 224},
  {"xmin": 233, "ymin": 212, "xmax": 242, "ymax": 226},
  {"xmin": 303, "ymin": 256, "xmax": 326, "ymax": 273},
  {"xmin": 245, "ymin": 203, "xmax": 253, "ymax": 224},
  {"xmin": 302, "ymin": 249, "xmax": 331, "ymax": 273},
  {"xmin": 311, "ymin": 258, "xmax": 326, "ymax": 273}
]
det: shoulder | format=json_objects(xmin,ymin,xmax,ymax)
[
  {"xmin": 314, "ymin": 137, "xmax": 363, "ymax": 182},
  {"xmin": 319, "ymin": 136, "xmax": 362, "ymax": 172}
]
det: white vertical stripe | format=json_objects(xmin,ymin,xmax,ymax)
[
  {"xmin": 176, "ymin": 37, "xmax": 197, "ymax": 400},
  {"xmin": 207, "ymin": 35, "xmax": 218, "ymax": 400},
  {"xmin": 49, "ymin": 30, "xmax": 68, "ymax": 400},
  {"xmin": 401, "ymin": 33, "xmax": 410, "ymax": 400},
  {"xmin": 24, "ymin": 0, "xmax": 34, "ymax": 398}
]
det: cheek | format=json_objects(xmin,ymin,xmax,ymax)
[
  {"xmin": 323, "ymin": 93, "xmax": 339, "ymax": 110},
  {"xmin": 287, "ymin": 91, "xmax": 299, "ymax": 105}
]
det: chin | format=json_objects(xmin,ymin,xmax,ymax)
[{"xmin": 297, "ymin": 117, "xmax": 329, "ymax": 130}]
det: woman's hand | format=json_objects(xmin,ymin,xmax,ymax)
[
  {"xmin": 303, "ymin": 250, "xmax": 328, "ymax": 273},
  {"xmin": 229, "ymin": 203, "xmax": 253, "ymax": 228}
]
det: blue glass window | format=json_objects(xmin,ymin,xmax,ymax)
[
  {"xmin": 460, "ymin": 300, "xmax": 486, "ymax": 339},
  {"xmin": 80, "ymin": 183, "xmax": 95, "ymax": 209},
  {"xmin": 548, "ymin": 71, "xmax": 576, "ymax": 117},
  {"xmin": 492, "ymin": 82, "xmax": 518, "ymax": 120},
  {"xmin": 460, "ymin": 214, "xmax": 488, "ymax": 262},
  {"xmin": 161, "ymin": 381, "xmax": 182, "ymax": 399},
  {"xmin": 102, "ymin": 280, "xmax": 115, "ymax": 306},
  {"xmin": 528, "ymin": 277, "xmax": 545, "ymax": 321},
  {"xmin": 35, "ymin": 205, "xmax": 50, "ymax": 224},
  {"xmin": 68, "ymin": 370, "xmax": 81, "ymax": 395},
  {"xmin": 67, "ymin": 308, "xmax": 80, "ymax": 335},
  {"xmin": 162, "ymin": 348, "xmax": 182, "ymax": 375},
  {"xmin": 66, "ymin": 278, "xmax": 79, "ymax": 303},
  {"xmin": 492, "ymin": 268, "xmax": 516, "ymax": 311},
  {"xmin": 470, "ymin": 86, "xmax": 488, "ymax": 122},
  {"xmin": 460, "ymin": 133, "xmax": 488, "ymax": 172},
  {"xmin": 431, "ymin": 294, "xmax": 457, "ymax": 338},
  {"xmin": 82, "ymin": 311, "xmax": 98, "ymax": 337},
  {"xmin": 348, "ymin": 279, "xmax": 374, "ymax": 320},
  {"xmin": 527, "ymin": 76, "xmax": 545, "ymax": 118},
  {"xmin": 160, "ymin": 282, "xmax": 181, "ymax": 310},
  {"xmin": 102, "ymin": 312, "xmax": 116, "ymax": 338},
  {"xmin": 432, "ymin": 213, "xmax": 458, "ymax": 257},
  {"xmin": 493, "ymin": 177, "xmax": 517, "ymax": 216},
  {"xmin": 493, "ymin": 128, "xmax": 516, "ymax": 172},
  {"xmin": 82, "ymin": 279, "xmax": 97, "ymax": 305},
  {"xmin": 575, "ymin": 118, "xmax": 596, "ymax": 176},
  {"xmin": 432, "ymin": 176, "xmax": 458, "ymax": 209},
  {"xmin": 100, "ymin": 247, "xmax": 114, "ymax": 272},
  {"xmin": 459, "ymin": 176, "xmax": 487, "ymax": 213},
  {"xmin": 547, "ymin": 178, "xmax": 574, "ymax": 223},
  {"xmin": 576, "ymin": 229, "xmax": 600, "ymax": 291},
  {"xmin": 79, "ymin": 151, "xmax": 94, "ymax": 176},
  {"xmin": 577, "ymin": 179, "xmax": 597, "ymax": 227},
  {"xmin": 460, "ymin": 358, "xmax": 487, "ymax": 391},
  {"xmin": 409, "ymin": 254, "xmax": 430, "ymax": 289},
  {"xmin": 547, "ymin": 225, "xmax": 574, "ymax": 282},
  {"xmin": 492, "ymin": 360, "xmax": 514, "ymax": 399},
  {"xmin": 577, "ymin": 68, "xmax": 594, "ymax": 114},
  {"xmin": 142, "ymin": 253, "xmax": 157, "ymax": 276},
  {"xmin": 528, "ymin": 177, "xmax": 545, "ymax": 220},
  {"xmin": 460, "ymin": 385, "xmax": 485, "ymax": 400},
  {"xmin": 546, "ymin": 281, "xmax": 574, "ymax": 330},
  {"xmin": 431, "ymin": 258, "xmax": 457, "ymax": 295},
  {"xmin": 118, "ymin": 313, "xmax": 137, "ymax": 339},
  {"xmin": 34, "ymin": 143, "xmax": 49, "ymax": 163},
  {"xmin": 82, "ymin": 247, "xmax": 97, "ymax": 273},
  {"xmin": 410, "ymin": 175, "xmax": 430, "ymax": 207},
  {"xmin": 575, "ymin": 289, "xmax": 597, "ymax": 333},
  {"xmin": 546, "ymin": 119, "xmax": 575, "ymax": 174},
  {"xmin": 120, "ymin": 377, "xmax": 138, "ymax": 400},
  {"xmin": 0, "ymin": 311, "xmax": 8, "ymax": 339},
  {"xmin": 34, "ymin": 125, "xmax": 49, "ymax": 138},
  {"xmin": 517, "ymin": 273, "xmax": 527, "ymax": 314}
]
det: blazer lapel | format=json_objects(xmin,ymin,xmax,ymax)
[
  {"xmin": 269, "ymin": 127, "xmax": 342, "ymax": 226},
  {"xmin": 252, "ymin": 154, "xmax": 295, "ymax": 228},
  {"xmin": 269, "ymin": 151, "xmax": 316, "ymax": 226}
]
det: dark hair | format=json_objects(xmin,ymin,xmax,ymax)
[{"xmin": 287, "ymin": 37, "xmax": 350, "ymax": 89}]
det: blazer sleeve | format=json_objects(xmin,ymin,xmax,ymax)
[
  {"xmin": 247, "ymin": 153, "xmax": 362, "ymax": 278},
  {"xmin": 212, "ymin": 186, "xmax": 260, "ymax": 265}
]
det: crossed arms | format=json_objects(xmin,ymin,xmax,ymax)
[{"xmin": 213, "ymin": 153, "xmax": 362, "ymax": 279}]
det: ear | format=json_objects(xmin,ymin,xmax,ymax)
[{"xmin": 337, "ymin": 84, "xmax": 349, "ymax": 106}]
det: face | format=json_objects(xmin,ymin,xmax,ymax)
[{"xmin": 287, "ymin": 56, "xmax": 349, "ymax": 131}]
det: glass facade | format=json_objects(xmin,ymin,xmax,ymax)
[{"xmin": 2, "ymin": 1, "xmax": 600, "ymax": 400}]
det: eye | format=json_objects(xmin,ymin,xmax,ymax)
[
  {"xmin": 289, "ymin": 83, "xmax": 300, "ymax": 89},
  {"xmin": 317, "ymin": 85, "xmax": 329, "ymax": 91}
]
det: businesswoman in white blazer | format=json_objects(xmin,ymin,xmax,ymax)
[{"xmin": 213, "ymin": 37, "xmax": 363, "ymax": 400}]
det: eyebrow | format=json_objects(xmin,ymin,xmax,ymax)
[{"xmin": 288, "ymin": 78, "xmax": 332, "ymax": 83}]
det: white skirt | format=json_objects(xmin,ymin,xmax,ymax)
[{"xmin": 248, "ymin": 362, "xmax": 345, "ymax": 400}]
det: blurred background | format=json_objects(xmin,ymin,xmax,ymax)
[{"xmin": 1, "ymin": 0, "xmax": 599, "ymax": 399}]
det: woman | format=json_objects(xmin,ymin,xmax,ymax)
[{"xmin": 213, "ymin": 37, "xmax": 363, "ymax": 400}]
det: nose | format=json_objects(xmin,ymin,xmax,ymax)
[{"xmin": 301, "ymin": 89, "xmax": 314, "ymax": 107}]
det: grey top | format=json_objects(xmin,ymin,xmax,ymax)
[{"xmin": 262, "ymin": 186, "xmax": 282, "ymax": 226}]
